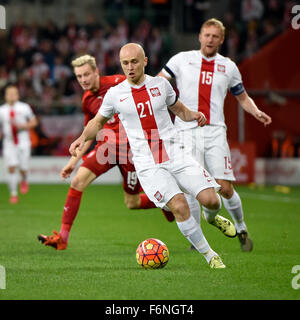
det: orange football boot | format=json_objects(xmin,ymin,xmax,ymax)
[{"xmin": 37, "ymin": 230, "xmax": 68, "ymax": 250}]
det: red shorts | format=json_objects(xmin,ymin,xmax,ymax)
[{"xmin": 81, "ymin": 142, "xmax": 141, "ymax": 195}]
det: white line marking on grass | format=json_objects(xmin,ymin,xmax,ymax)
[{"xmin": 239, "ymin": 192, "xmax": 300, "ymax": 204}]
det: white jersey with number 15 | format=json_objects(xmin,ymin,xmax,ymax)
[{"xmin": 162, "ymin": 50, "xmax": 245, "ymax": 130}]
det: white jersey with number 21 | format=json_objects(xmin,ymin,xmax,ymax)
[{"xmin": 99, "ymin": 75, "xmax": 183, "ymax": 171}]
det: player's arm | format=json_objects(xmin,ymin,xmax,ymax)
[
  {"xmin": 157, "ymin": 71, "xmax": 172, "ymax": 81},
  {"xmin": 17, "ymin": 116, "xmax": 38, "ymax": 131},
  {"xmin": 60, "ymin": 138, "xmax": 93, "ymax": 179},
  {"xmin": 235, "ymin": 91, "xmax": 272, "ymax": 127},
  {"xmin": 69, "ymin": 113, "xmax": 108, "ymax": 157},
  {"xmin": 168, "ymin": 99, "xmax": 206, "ymax": 127}
]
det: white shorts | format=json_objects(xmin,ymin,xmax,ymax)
[
  {"xmin": 3, "ymin": 142, "xmax": 31, "ymax": 170},
  {"xmin": 179, "ymin": 126, "xmax": 205, "ymax": 167},
  {"xmin": 136, "ymin": 155, "xmax": 220, "ymax": 209},
  {"xmin": 179, "ymin": 126, "xmax": 235, "ymax": 181},
  {"xmin": 201, "ymin": 125, "xmax": 235, "ymax": 181}
]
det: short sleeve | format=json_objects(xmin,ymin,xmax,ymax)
[
  {"xmin": 98, "ymin": 88, "xmax": 116, "ymax": 119},
  {"xmin": 161, "ymin": 52, "xmax": 183, "ymax": 79},
  {"xmin": 229, "ymin": 62, "xmax": 245, "ymax": 96},
  {"xmin": 163, "ymin": 78, "xmax": 177, "ymax": 106},
  {"xmin": 25, "ymin": 104, "xmax": 35, "ymax": 120}
]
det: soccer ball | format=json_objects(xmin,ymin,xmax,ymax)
[{"xmin": 136, "ymin": 238, "xmax": 169, "ymax": 269}]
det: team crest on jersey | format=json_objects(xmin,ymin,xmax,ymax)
[
  {"xmin": 154, "ymin": 191, "xmax": 163, "ymax": 201},
  {"xmin": 217, "ymin": 64, "xmax": 226, "ymax": 73},
  {"xmin": 150, "ymin": 87, "xmax": 161, "ymax": 97}
]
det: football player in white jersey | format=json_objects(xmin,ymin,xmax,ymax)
[
  {"xmin": 0, "ymin": 85, "xmax": 38, "ymax": 203},
  {"xmin": 69, "ymin": 43, "xmax": 239, "ymax": 269},
  {"xmin": 158, "ymin": 18, "xmax": 272, "ymax": 251}
]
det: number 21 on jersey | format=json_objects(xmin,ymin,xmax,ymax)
[{"xmin": 137, "ymin": 101, "xmax": 153, "ymax": 118}]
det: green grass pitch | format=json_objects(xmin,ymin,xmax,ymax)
[{"xmin": 0, "ymin": 183, "xmax": 300, "ymax": 300}]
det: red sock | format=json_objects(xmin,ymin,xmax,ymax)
[
  {"xmin": 139, "ymin": 193, "xmax": 156, "ymax": 209},
  {"xmin": 60, "ymin": 187, "xmax": 83, "ymax": 242}
]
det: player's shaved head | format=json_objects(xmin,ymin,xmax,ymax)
[{"xmin": 119, "ymin": 43, "xmax": 145, "ymax": 60}]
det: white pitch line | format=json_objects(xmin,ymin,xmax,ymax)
[{"xmin": 239, "ymin": 192, "xmax": 300, "ymax": 204}]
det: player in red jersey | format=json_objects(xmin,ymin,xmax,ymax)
[{"xmin": 38, "ymin": 54, "xmax": 173, "ymax": 250}]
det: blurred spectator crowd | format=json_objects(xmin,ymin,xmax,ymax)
[
  {"xmin": 0, "ymin": 13, "xmax": 167, "ymax": 115},
  {"xmin": 204, "ymin": 0, "xmax": 296, "ymax": 62}
]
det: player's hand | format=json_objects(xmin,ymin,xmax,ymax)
[
  {"xmin": 16, "ymin": 123, "xmax": 27, "ymax": 130},
  {"xmin": 69, "ymin": 136, "xmax": 85, "ymax": 157},
  {"xmin": 60, "ymin": 163, "xmax": 76, "ymax": 180},
  {"xmin": 194, "ymin": 111, "xmax": 207, "ymax": 127},
  {"xmin": 254, "ymin": 110, "xmax": 272, "ymax": 127}
]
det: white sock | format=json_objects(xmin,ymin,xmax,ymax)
[
  {"xmin": 7, "ymin": 172, "xmax": 19, "ymax": 196},
  {"xmin": 202, "ymin": 193, "xmax": 222, "ymax": 223},
  {"xmin": 222, "ymin": 191, "xmax": 247, "ymax": 233},
  {"xmin": 184, "ymin": 193, "xmax": 201, "ymax": 224},
  {"xmin": 203, "ymin": 249, "xmax": 218, "ymax": 263},
  {"xmin": 176, "ymin": 215, "xmax": 217, "ymax": 262}
]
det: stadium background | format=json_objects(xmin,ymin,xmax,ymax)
[
  {"xmin": 0, "ymin": 0, "xmax": 300, "ymax": 186},
  {"xmin": 0, "ymin": 0, "xmax": 300, "ymax": 302}
]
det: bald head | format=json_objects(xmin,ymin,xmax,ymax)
[
  {"xmin": 120, "ymin": 43, "xmax": 146, "ymax": 60},
  {"xmin": 120, "ymin": 43, "xmax": 148, "ymax": 85}
]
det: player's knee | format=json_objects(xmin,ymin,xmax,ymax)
[
  {"xmin": 219, "ymin": 184, "xmax": 234, "ymax": 199},
  {"xmin": 201, "ymin": 193, "xmax": 221, "ymax": 211},
  {"xmin": 169, "ymin": 196, "xmax": 189, "ymax": 218},
  {"xmin": 71, "ymin": 176, "xmax": 87, "ymax": 192}
]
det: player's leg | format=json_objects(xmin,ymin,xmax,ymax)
[
  {"xmin": 167, "ymin": 193, "xmax": 224, "ymax": 268},
  {"xmin": 120, "ymin": 167, "xmax": 154, "ymax": 209},
  {"xmin": 19, "ymin": 169, "xmax": 29, "ymax": 194},
  {"xmin": 204, "ymin": 127, "xmax": 251, "ymax": 249},
  {"xmin": 137, "ymin": 167, "xmax": 224, "ymax": 268},
  {"xmin": 59, "ymin": 166, "xmax": 97, "ymax": 242},
  {"xmin": 184, "ymin": 193, "xmax": 201, "ymax": 224},
  {"xmin": 197, "ymin": 187, "xmax": 236, "ymax": 238},
  {"xmin": 19, "ymin": 145, "xmax": 31, "ymax": 195},
  {"xmin": 180, "ymin": 127, "xmax": 204, "ymax": 226},
  {"xmin": 173, "ymin": 157, "xmax": 236, "ymax": 238},
  {"xmin": 119, "ymin": 163, "xmax": 174, "ymax": 222},
  {"xmin": 4, "ymin": 144, "xmax": 19, "ymax": 203},
  {"xmin": 216, "ymin": 179, "xmax": 245, "ymax": 231},
  {"xmin": 38, "ymin": 166, "xmax": 97, "ymax": 250},
  {"xmin": 216, "ymin": 179, "xmax": 253, "ymax": 251},
  {"xmin": 38, "ymin": 148, "xmax": 109, "ymax": 250},
  {"xmin": 7, "ymin": 166, "xmax": 19, "ymax": 203},
  {"xmin": 183, "ymin": 193, "xmax": 201, "ymax": 250}
]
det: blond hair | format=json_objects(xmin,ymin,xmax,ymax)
[
  {"xmin": 71, "ymin": 54, "xmax": 97, "ymax": 70},
  {"xmin": 200, "ymin": 18, "xmax": 225, "ymax": 39}
]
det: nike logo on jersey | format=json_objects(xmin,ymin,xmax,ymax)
[
  {"xmin": 97, "ymin": 96, "xmax": 103, "ymax": 100},
  {"xmin": 120, "ymin": 97, "xmax": 129, "ymax": 102}
]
